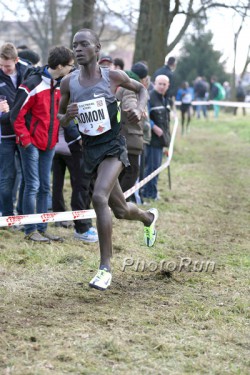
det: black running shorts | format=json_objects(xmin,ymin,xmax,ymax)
[{"xmin": 82, "ymin": 134, "xmax": 130, "ymax": 176}]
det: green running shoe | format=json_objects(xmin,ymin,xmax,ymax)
[{"xmin": 144, "ymin": 208, "xmax": 159, "ymax": 247}]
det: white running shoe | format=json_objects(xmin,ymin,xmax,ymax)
[
  {"xmin": 74, "ymin": 228, "xmax": 98, "ymax": 243},
  {"xmin": 88, "ymin": 227, "xmax": 98, "ymax": 235},
  {"xmin": 89, "ymin": 269, "xmax": 112, "ymax": 291},
  {"xmin": 144, "ymin": 208, "xmax": 159, "ymax": 247}
]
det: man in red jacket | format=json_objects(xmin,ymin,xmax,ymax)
[{"xmin": 11, "ymin": 46, "xmax": 75, "ymax": 242}]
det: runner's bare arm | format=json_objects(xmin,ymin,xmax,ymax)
[
  {"xmin": 110, "ymin": 70, "xmax": 148, "ymax": 123},
  {"xmin": 57, "ymin": 75, "xmax": 79, "ymax": 127}
]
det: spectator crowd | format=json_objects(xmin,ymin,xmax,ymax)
[{"xmin": 0, "ymin": 40, "xmax": 247, "ymax": 245}]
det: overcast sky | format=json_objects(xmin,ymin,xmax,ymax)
[
  {"xmin": 167, "ymin": 6, "xmax": 250, "ymax": 75},
  {"xmin": 1, "ymin": 0, "xmax": 249, "ymax": 75},
  {"xmin": 207, "ymin": 8, "xmax": 249, "ymax": 75}
]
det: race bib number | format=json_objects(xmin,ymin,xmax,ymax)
[{"xmin": 75, "ymin": 97, "xmax": 111, "ymax": 136}]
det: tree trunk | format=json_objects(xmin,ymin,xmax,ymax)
[
  {"xmin": 134, "ymin": 0, "xmax": 170, "ymax": 75},
  {"xmin": 71, "ymin": 0, "xmax": 96, "ymax": 43},
  {"xmin": 49, "ymin": 0, "xmax": 59, "ymax": 46},
  {"xmin": 240, "ymin": 45, "xmax": 250, "ymax": 79}
]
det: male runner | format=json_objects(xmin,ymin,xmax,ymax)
[{"xmin": 58, "ymin": 29, "xmax": 158, "ymax": 291}]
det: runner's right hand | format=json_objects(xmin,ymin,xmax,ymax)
[{"xmin": 66, "ymin": 103, "xmax": 79, "ymax": 119}]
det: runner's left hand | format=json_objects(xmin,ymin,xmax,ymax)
[{"xmin": 124, "ymin": 108, "xmax": 142, "ymax": 123}]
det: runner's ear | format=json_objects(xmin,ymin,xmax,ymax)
[{"xmin": 95, "ymin": 43, "xmax": 101, "ymax": 54}]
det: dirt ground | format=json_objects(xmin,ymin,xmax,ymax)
[{"xmin": 0, "ymin": 114, "xmax": 249, "ymax": 374}]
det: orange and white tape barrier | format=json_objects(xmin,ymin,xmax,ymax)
[
  {"xmin": 124, "ymin": 113, "xmax": 178, "ymax": 199},
  {"xmin": 0, "ymin": 116, "xmax": 179, "ymax": 227}
]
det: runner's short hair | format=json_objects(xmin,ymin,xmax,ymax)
[{"xmin": 76, "ymin": 28, "xmax": 100, "ymax": 44}]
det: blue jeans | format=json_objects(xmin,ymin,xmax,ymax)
[
  {"xmin": 13, "ymin": 151, "xmax": 24, "ymax": 214},
  {"xmin": 196, "ymin": 97, "xmax": 207, "ymax": 118},
  {"xmin": 0, "ymin": 138, "xmax": 20, "ymax": 216},
  {"xmin": 19, "ymin": 144, "xmax": 55, "ymax": 235},
  {"xmin": 143, "ymin": 145, "xmax": 163, "ymax": 200}
]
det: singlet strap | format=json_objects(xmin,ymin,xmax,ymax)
[{"xmin": 99, "ymin": 66, "xmax": 111, "ymax": 85}]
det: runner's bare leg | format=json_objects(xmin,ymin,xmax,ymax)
[{"xmin": 92, "ymin": 157, "xmax": 153, "ymax": 270}]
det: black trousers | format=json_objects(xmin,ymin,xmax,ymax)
[
  {"xmin": 52, "ymin": 152, "xmax": 93, "ymax": 233},
  {"xmin": 119, "ymin": 153, "xmax": 140, "ymax": 193}
]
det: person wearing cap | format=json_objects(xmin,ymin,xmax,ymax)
[
  {"xmin": 98, "ymin": 55, "xmax": 113, "ymax": 68},
  {"xmin": 117, "ymin": 62, "xmax": 149, "ymax": 195}
]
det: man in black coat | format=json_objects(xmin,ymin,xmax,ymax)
[
  {"xmin": 152, "ymin": 56, "xmax": 176, "ymax": 106},
  {"xmin": 143, "ymin": 75, "xmax": 170, "ymax": 201}
]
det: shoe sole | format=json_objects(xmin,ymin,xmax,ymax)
[
  {"xmin": 89, "ymin": 283, "xmax": 109, "ymax": 291},
  {"xmin": 25, "ymin": 238, "xmax": 51, "ymax": 243},
  {"xmin": 144, "ymin": 208, "xmax": 158, "ymax": 247},
  {"xmin": 148, "ymin": 208, "xmax": 159, "ymax": 225},
  {"xmin": 149, "ymin": 231, "xmax": 157, "ymax": 247},
  {"xmin": 74, "ymin": 237, "xmax": 98, "ymax": 243},
  {"xmin": 45, "ymin": 238, "xmax": 64, "ymax": 242},
  {"xmin": 89, "ymin": 282, "xmax": 111, "ymax": 291}
]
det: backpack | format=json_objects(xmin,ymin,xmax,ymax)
[
  {"xmin": 214, "ymin": 82, "xmax": 226, "ymax": 100},
  {"xmin": 195, "ymin": 81, "xmax": 207, "ymax": 97}
]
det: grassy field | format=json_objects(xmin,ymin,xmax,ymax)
[{"xmin": 0, "ymin": 111, "xmax": 249, "ymax": 375}]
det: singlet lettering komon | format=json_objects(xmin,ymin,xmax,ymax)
[{"xmin": 75, "ymin": 97, "xmax": 111, "ymax": 136}]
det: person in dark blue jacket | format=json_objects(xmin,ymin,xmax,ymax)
[
  {"xmin": 55, "ymin": 120, "xmax": 98, "ymax": 242},
  {"xmin": 0, "ymin": 42, "xmax": 29, "ymax": 218}
]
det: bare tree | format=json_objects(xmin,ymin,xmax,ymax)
[
  {"xmin": 0, "ymin": 0, "xmax": 71, "ymax": 63},
  {"xmin": 1, "ymin": 0, "xmax": 249, "ymax": 78},
  {"xmin": 231, "ymin": 6, "xmax": 249, "ymax": 99},
  {"xmin": 0, "ymin": 0, "xmax": 137, "ymax": 63},
  {"xmin": 71, "ymin": 0, "xmax": 96, "ymax": 43},
  {"xmin": 240, "ymin": 45, "xmax": 250, "ymax": 79},
  {"xmin": 134, "ymin": 0, "xmax": 250, "ymax": 75}
]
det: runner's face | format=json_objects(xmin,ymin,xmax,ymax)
[{"xmin": 73, "ymin": 31, "xmax": 100, "ymax": 65}]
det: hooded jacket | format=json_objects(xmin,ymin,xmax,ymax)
[
  {"xmin": 116, "ymin": 70, "xmax": 145, "ymax": 155},
  {"xmin": 11, "ymin": 66, "xmax": 61, "ymax": 150}
]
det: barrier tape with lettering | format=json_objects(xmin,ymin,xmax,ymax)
[
  {"xmin": 1, "ymin": 98, "xmax": 247, "ymax": 227},
  {"xmin": 0, "ymin": 116, "xmax": 179, "ymax": 227}
]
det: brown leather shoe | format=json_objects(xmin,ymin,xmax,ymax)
[
  {"xmin": 39, "ymin": 231, "xmax": 64, "ymax": 242},
  {"xmin": 25, "ymin": 231, "xmax": 51, "ymax": 243}
]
